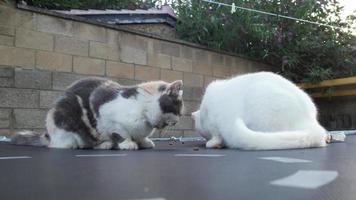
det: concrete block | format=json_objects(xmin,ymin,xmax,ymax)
[
  {"xmin": 120, "ymin": 46, "xmax": 147, "ymax": 65},
  {"xmin": 172, "ymin": 57, "xmax": 192, "ymax": 72},
  {"xmin": 134, "ymin": 65, "xmax": 160, "ymax": 81},
  {"xmin": 183, "ymin": 73, "xmax": 204, "ymax": 87},
  {"xmin": 73, "ymin": 56, "xmax": 105, "ymax": 76},
  {"xmin": 0, "ymin": 109, "xmax": 11, "ymax": 128},
  {"xmin": 0, "ymin": 45, "xmax": 35, "ymax": 69},
  {"xmin": 40, "ymin": 90, "xmax": 62, "ymax": 108},
  {"xmin": 0, "ymin": 35, "xmax": 13, "ymax": 46},
  {"xmin": 55, "ymin": 35, "xmax": 89, "ymax": 56},
  {"xmin": 15, "ymin": 69, "xmax": 51, "ymax": 89},
  {"xmin": 106, "ymin": 61, "xmax": 134, "ymax": 79},
  {"xmin": 160, "ymin": 69, "xmax": 183, "ymax": 83},
  {"xmin": 13, "ymin": 109, "xmax": 47, "ymax": 129},
  {"xmin": 73, "ymin": 22, "xmax": 106, "ymax": 42},
  {"xmin": 15, "ymin": 28, "xmax": 54, "ymax": 51},
  {"xmin": 0, "ymin": 88, "xmax": 39, "ymax": 108},
  {"xmin": 36, "ymin": 51, "xmax": 72, "ymax": 72},
  {"xmin": 147, "ymin": 53, "xmax": 171, "ymax": 69},
  {"xmin": 37, "ymin": 15, "xmax": 73, "ymax": 36}
]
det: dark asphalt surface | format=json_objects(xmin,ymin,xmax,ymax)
[{"xmin": 0, "ymin": 136, "xmax": 356, "ymax": 200}]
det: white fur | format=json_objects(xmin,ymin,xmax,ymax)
[{"xmin": 192, "ymin": 72, "xmax": 327, "ymax": 150}]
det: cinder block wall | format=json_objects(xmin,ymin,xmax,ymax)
[{"xmin": 0, "ymin": 2, "xmax": 273, "ymax": 137}]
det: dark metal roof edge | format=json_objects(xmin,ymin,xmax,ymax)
[{"xmin": 16, "ymin": 3, "xmax": 266, "ymax": 63}]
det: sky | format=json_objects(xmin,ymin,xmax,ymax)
[{"xmin": 339, "ymin": 0, "xmax": 355, "ymax": 20}]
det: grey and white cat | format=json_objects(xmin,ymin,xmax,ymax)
[
  {"xmin": 11, "ymin": 77, "xmax": 184, "ymax": 150},
  {"xmin": 192, "ymin": 72, "xmax": 335, "ymax": 150}
]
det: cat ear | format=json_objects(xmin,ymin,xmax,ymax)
[{"xmin": 167, "ymin": 80, "xmax": 183, "ymax": 96}]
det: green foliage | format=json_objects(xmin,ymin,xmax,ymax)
[
  {"xmin": 23, "ymin": 0, "xmax": 157, "ymax": 10},
  {"xmin": 174, "ymin": 0, "xmax": 356, "ymax": 82}
]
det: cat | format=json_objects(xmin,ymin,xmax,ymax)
[
  {"xmin": 192, "ymin": 72, "xmax": 331, "ymax": 150},
  {"xmin": 11, "ymin": 77, "xmax": 184, "ymax": 150}
]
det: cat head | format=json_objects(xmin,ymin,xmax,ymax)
[{"xmin": 139, "ymin": 80, "xmax": 184, "ymax": 129}]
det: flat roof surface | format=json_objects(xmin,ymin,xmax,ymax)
[{"xmin": 1, "ymin": 136, "xmax": 356, "ymax": 200}]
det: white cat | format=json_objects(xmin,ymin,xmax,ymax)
[{"xmin": 192, "ymin": 72, "xmax": 329, "ymax": 150}]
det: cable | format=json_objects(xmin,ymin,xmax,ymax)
[{"xmin": 202, "ymin": 0, "xmax": 343, "ymax": 29}]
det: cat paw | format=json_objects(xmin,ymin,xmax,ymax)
[
  {"xmin": 94, "ymin": 141, "xmax": 113, "ymax": 150},
  {"xmin": 138, "ymin": 138, "xmax": 155, "ymax": 149},
  {"xmin": 118, "ymin": 139, "xmax": 138, "ymax": 150},
  {"xmin": 206, "ymin": 136, "xmax": 223, "ymax": 149}
]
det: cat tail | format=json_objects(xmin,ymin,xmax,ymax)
[
  {"xmin": 229, "ymin": 118, "xmax": 327, "ymax": 150},
  {"xmin": 10, "ymin": 130, "xmax": 50, "ymax": 147}
]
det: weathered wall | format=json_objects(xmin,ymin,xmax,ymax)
[
  {"xmin": 317, "ymin": 96, "xmax": 356, "ymax": 130},
  {"xmin": 118, "ymin": 24, "xmax": 176, "ymax": 39},
  {"xmin": 0, "ymin": 2, "xmax": 272, "ymax": 137}
]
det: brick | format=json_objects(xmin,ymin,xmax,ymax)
[
  {"xmin": 0, "ymin": 25, "xmax": 15, "ymax": 36},
  {"xmin": 89, "ymin": 41, "xmax": 119, "ymax": 61},
  {"xmin": 183, "ymin": 87, "xmax": 203, "ymax": 101},
  {"xmin": 147, "ymin": 53, "xmax": 171, "ymax": 69},
  {"xmin": 134, "ymin": 65, "xmax": 160, "ymax": 81},
  {"xmin": 106, "ymin": 61, "xmax": 134, "ymax": 79},
  {"xmin": 55, "ymin": 35, "xmax": 89, "ymax": 56},
  {"xmin": 183, "ymin": 101, "xmax": 200, "ymax": 115},
  {"xmin": 0, "ymin": 45, "xmax": 35, "ymax": 68},
  {"xmin": 0, "ymin": 77, "xmax": 13, "ymax": 87},
  {"xmin": 160, "ymin": 41, "xmax": 180, "ymax": 57},
  {"xmin": 120, "ymin": 46, "xmax": 147, "ymax": 65},
  {"xmin": 106, "ymin": 29, "xmax": 119, "ymax": 47},
  {"xmin": 184, "ymin": 130, "xmax": 201, "ymax": 138},
  {"xmin": 0, "ymin": 35, "xmax": 13, "ymax": 46},
  {"xmin": 119, "ymin": 32, "xmax": 147, "ymax": 50},
  {"xmin": 0, "ymin": 88, "xmax": 39, "ymax": 108},
  {"xmin": 172, "ymin": 57, "xmax": 192, "ymax": 72},
  {"xmin": 173, "ymin": 116, "xmax": 193, "ymax": 130},
  {"xmin": 184, "ymin": 73, "xmax": 204, "ymax": 87},
  {"xmin": 160, "ymin": 69, "xmax": 183, "ymax": 82},
  {"xmin": 204, "ymin": 76, "xmax": 218, "ymax": 88},
  {"xmin": 160, "ymin": 130, "xmax": 183, "ymax": 138},
  {"xmin": 73, "ymin": 22, "xmax": 106, "ymax": 42},
  {"xmin": 0, "ymin": 66, "xmax": 14, "ymax": 77},
  {"xmin": 0, "ymin": 109, "xmax": 11, "ymax": 128},
  {"xmin": 37, "ymin": 15, "xmax": 73, "ymax": 36},
  {"xmin": 15, "ymin": 28, "xmax": 54, "ymax": 51},
  {"xmin": 211, "ymin": 52, "xmax": 224, "ymax": 65},
  {"xmin": 117, "ymin": 78, "xmax": 141, "ymax": 86},
  {"xmin": 192, "ymin": 61, "xmax": 213, "ymax": 75},
  {"xmin": 73, "ymin": 56, "xmax": 105, "ymax": 76},
  {"xmin": 225, "ymin": 55, "xmax": 233, "ymax": 66},
  {"xmin": 212, "ymin": 64, "xmax": 230, "ymax": 77},
  {"xmin": 181, "ymin": 46, "xmax": 193, "ymax": 59},
  {"xmin": 15, "ymin": 69, "xmax": 51, "ymax": 89},
  {"xmin": 40, "ymin": 91, "xmax": 62, "ymax": 108},
  {"xmin": 36, "ymin": 51, "xmax": 72, "ymax": 72},
  {"xmin": 0, "ymin": 6, "xmax": 35, "ymax": 29},
  {"xmin": 14, "ymin": 109, "xmax": 47, "ymax": 129},
  {"xmin": 53, "ymin": 72, "xmax": 89, "ymax": 90},
  {"xmin": 194, "ymin": 49, "xmax": 210, "ymax": 61}
]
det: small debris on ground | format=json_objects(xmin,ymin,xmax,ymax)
[{"xmin": 193, "ymin": 147, "xmax": 199, "ymax": 151}]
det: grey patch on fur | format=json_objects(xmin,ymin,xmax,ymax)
[
  {"xmin": 159, "ymin": 94, "xmax": 183, "ymax": 116},
  {"xmin": 120, "ymin": 87, "xmax": 138, "ymax": 99},
  {"xmin": 10, "ymin": 131, "xmax": 49, "ymax": 147},
  {"xmin": 158, "ymin": 84, "xmax": 167, "ymax": 92},
  {"xmin": 90, "ymin": 81, "xmax": 121, "ymax": 116}
]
